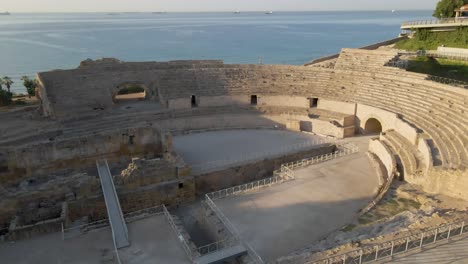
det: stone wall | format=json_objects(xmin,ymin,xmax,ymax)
[
  {"xmin": 368, "ymin": 138, "xmax": 397, "ymax": 178},
  {"xmin": 195, "ymin": 144, "xmax": 336, "ymax": 194},
  {"xmin": 318, "ymin": 99, "xmax": 356, "ymax": 115},
  {"xmin": 418, "ymin": 138, "xmax": 433, "ymax": 174},
  {"xmin": 0, "ymin": 126, "xmax": 162, "ymax": 185},
  {"xmin": 423, "ymin": 169, "xmax": 468, "ymax": 200}
]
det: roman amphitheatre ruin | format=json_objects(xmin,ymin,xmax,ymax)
[{"xmin": 0, "ymin": 45, "xmax": 467, "ymax": 264}]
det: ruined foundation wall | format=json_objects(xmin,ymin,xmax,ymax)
[
  {"xmin": 1, "ymin": 127, "xmax": 162, "ymax": 185},
  {"xmin": 195, "ymin": 144, "xmax": 336, "ymax": 194}
]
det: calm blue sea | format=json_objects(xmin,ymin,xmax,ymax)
[{"xmin": 0, "ymin": 11, "xmax": 431, "ymax": 93}]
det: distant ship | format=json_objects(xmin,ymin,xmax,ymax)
[
  {"xmin": 0, "ymin": 11, "xmax": 10, "ymax": 15},
  {"xmin": 107, "ymin": 13, "xmax": 120, "ymax": 15},
  {"xmin": 265, "ymin": 11, "xmax": 273, "ymax": 15},
  {"xmin": 152, "ymin": 11, "xmax": 167, "ymax": 14},
  {"xmin": 392, "ymin": 9, "xmax": 396, "ymax": 13},
  {"xmin": 234, "ymin": 10, "xmax": 241, "ymax": 14}
]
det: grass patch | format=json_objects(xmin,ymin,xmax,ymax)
[
  {"xmin": 357, "ymin": 197, "xmax": 421, "ymax": 226},
  {"xmin": 398, "ymin": 198, "xmax": 422, "ymax": 209},
  {"xmin": 395, "ymin": 28, "xmax": 468, "ymax": 51},
  {"xmin": 117, "ymin": 85, "xmax": 145, "ymax": 95},
  {"xmin": 341, "ymin": 224, "xmax": 357, "ymax": 232},
  {"xmin": 406, "ymin": 57, "xmax": 468, "ymax": 82}
]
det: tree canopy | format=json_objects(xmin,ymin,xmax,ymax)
[
  {"xmin": 433, "ymin": 0, "xmax": 468, "ymax": 18},
  {"xmin": 21, "ymin": 76, "xmax": 37, "ymax": 98}
]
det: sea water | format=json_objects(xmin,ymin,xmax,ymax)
[{"xmin": 0, "ymin": 11, "xmax": 431, "ymax": 93}]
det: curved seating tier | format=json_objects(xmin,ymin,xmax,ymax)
[{"xmin": 381, "ymin": 130, "xmax": 425, "ymax": 179}]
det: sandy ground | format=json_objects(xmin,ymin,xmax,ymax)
[
  {"xmin": 173, "ymin": 129, "xmax": 324, "ymax": 167},
  {"xmin": 119, "ymin": 215, "xmax": 191, "ymax": 264},
  {"xmin": 0, "ymin": 227, "xmax": 115, "ymax": 264},
  {"xmin": 0, "ymin": 215, "xmax": 190, "ymax": 264},
  {"xmin": 213, "ymin": 152, "xmax": 380, "ymax": 262}
]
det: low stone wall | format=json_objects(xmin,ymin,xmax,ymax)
[
  {"xmin": 318, "ymin": 99, "xmax": 356, "ymax": 116},
  {"xmin": 417, "ymin": 138, "xmax": 433, "ymax": 174},
  {"xmin": 423, "ymin": 168, "xmax": 468, "ymax": 201},
  {"xmin": 194, "ymin": 144, "xmax": 335, "ymax": 195},
  {"xmin": 4, "ymin": 202, "xmax": 67, "ymax": 241},
  {"xmin": 368, "ymin": 138, "xmax": 396, "ymax": 178},
  {"xmin": 5, "ymin": 217, "xmax": 63, "ymax": 241}
]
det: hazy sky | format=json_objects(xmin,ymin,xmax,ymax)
[{"xmin": 2, "ymin": 0, "xmax": 439, "ymax": 12}]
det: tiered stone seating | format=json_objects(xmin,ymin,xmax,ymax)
[
  {"xmin": 323, "ymin": 68, "xmax": 468, "ymax": 169},
  {"xmin": 334, "ymin": 48, "xmax": 399, "ymax": 70},
  {"xmin": 381, "ymin": 130, "xmax": 425, "ymax": 179}
]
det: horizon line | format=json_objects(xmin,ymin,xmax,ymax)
[{"xmin": 2, "ymin": 9, "xmax": 433, "ymax": 13}]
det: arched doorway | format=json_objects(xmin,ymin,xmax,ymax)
[
  {"xmin": 113, "ymin": 84, "xmax": 148, "ymax": 103},
  {"xmin": 364, "ymin": 118, "xmax": 382, "ymax": 134}
]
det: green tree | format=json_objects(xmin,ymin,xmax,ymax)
[
  {"xmin": 0, "ymin": 89, "xmax": 12, "ymax": 106},
  {"xmin": 433, "ymin": 0, "xmax": 467, "ymax": 18},
  {"xmin": 2, "ymin": 76, "xmax": 13, "ymax": 93},
  {"xmin": 21, "ymin": 76, "xmax": 36, "ymax": 98}
]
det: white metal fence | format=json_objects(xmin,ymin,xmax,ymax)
[
  {"xmin": 281, "ymin": 144, "xmax": 359, "ymax": 170},
  {"xmin": 62, "ymin": 205, "xmax": 164, "ymax": 240},
  {"xmin": 308, "ymin": 219, "xmax": 468, "ymax": 264},
  {"xmin": 401, "ymin": 18, "xmax": 468, "ymax": 27},
  {"xmin": 197, "ymin": 237, "xmax": 239, "ymax": 256},
  {"xmin": 205, "ymin": 195, "xmax": 265, "ymax": 264},
  {"xmin": 206, "ymin": 143, "xmax": 358, "ymax": 201},
  {"xmin": 162, "ymin": 204, "xmax": 195, "ymax": 261},
  {"xmin": 191, "ymin": 138, "xmax": 335, "ymax": 173}
]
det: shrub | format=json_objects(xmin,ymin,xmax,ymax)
[{"xmin": 0, "ymin": 90, "xmax": 13, "ymax": 106}]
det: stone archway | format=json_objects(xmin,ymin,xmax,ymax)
[
  {"xmin": 112, "ymin": 83, "xmax": 151, "ymax": 103},
  {"xmin": 364, "ymin": 118, "xmax": 382, "ymax": 134}
]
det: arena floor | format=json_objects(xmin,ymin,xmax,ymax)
[
  {"xmin": 0, "ymin": 215, "xmax": 190, "ymax": 264},
  {"xmin": 212, "ymin": 151, "xmax": 380, "ymax": 262},
  {"xmin": 173, "ymin": 129, "xmax": 325, "ymax": 172}
]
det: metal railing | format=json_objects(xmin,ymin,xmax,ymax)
[
  {"xmin": 197, "ymin": 237, "xmax": 239, "ymax": 256},
  {"xmin": 62, "ymin": 205, "xmax": 164, "ymax": 240},
  {"xmin": 62, "ymin": 218, "xmax": 110, "ymax": 240},
  {"xmin": 206, "ymin": 174, "xmax": 291, "ymax": 201},
  {"xmin": 308, "ymin": 219, "xmax": 468, "ymax": 264},
  {"xmin": 206, "ymin": 143, "xmax": 358, "ymax": 201},
  {"xmin": 280, "ymin": 144, "xmax": 359, "ymax": 170},
  {"xmin": 205, "ymin": 196, "xmax": 265, "ymax": 264},
  {"xmin": 401, "ymin": 18, "xmax": 468, "ymax": 27},
  {"xmin": 162, "ymin": 204, "xmax": 195, "ymax": 261},
  {"xmin": 191, "ymin": 138, "xmax": 335, "ymax": 173}
]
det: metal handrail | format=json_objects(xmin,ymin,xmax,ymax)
[
  {"xmin": 162, "ymin": 204, "xmax": 194, "ymax": 261},
  {"xmin": 205, "ymin": 196, "xmax": 265, "ymax": 264},
  {"xmin": 206, "ymin": 143, "xmax": 358, "ymax": 201},
  {"xmin": 62, "ymin": 206, "xmax": 164, "ymax": 240},
  {"xmin": 280, "ymin": 145, "xmax": 359, "ymax": 170},
  {"xmin": 197, "ymin": 237, "xmax": 238, "ymax": 256},
  {"xmin": 191, "ymin": 138, "xmax": 335, "ymax": 173},
  {"xmin": 308, "ymin": 219, "xmax": 467, "ymax": 264}
]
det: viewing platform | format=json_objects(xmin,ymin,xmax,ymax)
[{"xmin": 401, "ymin": 18, "xmax": 468, "ymax": 30}]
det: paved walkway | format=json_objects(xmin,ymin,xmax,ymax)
[
  {"xmin": 385, "ymin": 238, "xmax": 468, "ymax": 264},
  {"xmin": 97, "ymin": 160, "xmax": 129, "ymax": 249}
]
